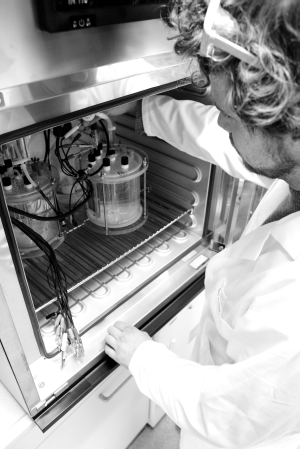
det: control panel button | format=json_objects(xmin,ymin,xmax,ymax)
[{"xmin": 70, "ymin": 15, "xmax": 95, "ymax": 29}]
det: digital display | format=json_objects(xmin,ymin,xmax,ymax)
[
  {"xmin": 55, "ymin": 0, "xmax": 94, "ymax": 11},
  {"xmin": 55, "ymin": 0, "xmax": 165, "ymax": 12},
  {"xmin": 37, "ymin": 0, "xmax": 167, "ymax": 32}
]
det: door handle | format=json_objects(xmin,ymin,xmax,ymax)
[
  {"xmin": 169, "ymin": 337, "xmax": 176, "ymax": 351},
  {"xmin": 99, "ymin": 374, "xmax": 132, "ymax": 402}
]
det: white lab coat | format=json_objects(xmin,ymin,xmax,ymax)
[{"xmin": 129, "ymin": 95, "xmax": 300, "ymax": 449}]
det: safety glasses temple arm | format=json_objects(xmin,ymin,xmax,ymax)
[
  {"xmin": 200, "ymin": 32, "xmax": 260, "ymax": 67},
  {"xmin": 200, "ymin": 0, "xmax": 259, "ymax": 67}
]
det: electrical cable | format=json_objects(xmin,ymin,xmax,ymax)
[
  {"xmin": 8, "ymin": 123, "xmax": 101, "ymax": 222},
  {"xmin": 89, "ymin": 163, "xmax": 103, "ymax": 177},
  {"xmin": 11, "ymin": 216, "xmax": 84, "ymax": 363},
  {"xmin": 80, "ymin": 119, "xmax": 107, "ymax": 176},
  {"xmin": 11, "ymin": 217, "xmax": 72, "ymax": 320},
  {"xmin": 8, "ymin": 125, "xmax": 94, "ymax": 221},
  {"xmin": 43, "ymin": 130, "xmax": 51, "ymax": 163},
  {"xmin": 99, "ymin": 119, "xmax": 110, "ymax": 153},
  {"xmin": 8, "ymin": 189, "xmax": 92, "ymax": 221},
  {"xmin": 35, "ymin": 184, "xmax": 60, "ymax": 215},
  {"xmin": 21, "ymin": 161, "xmax": 61, "ymax": 216},
  {"xmin": 68, "ymin": 179, "xmax": 78, "ymax": 213},
  {"xmin": 68, "ymin": 177, "xmax": 90, "ymax": 212}
]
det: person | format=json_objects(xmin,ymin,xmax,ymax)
[{"xmin": 104, "ymin": 0, "xmax": 300, "ymax": 448}]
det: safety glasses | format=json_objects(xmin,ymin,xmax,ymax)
[{"xmin": 199, "ymin": 0, "xmax": 259, "ymax": 67}]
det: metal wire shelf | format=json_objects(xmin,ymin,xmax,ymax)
[{"xmin": 23, "ymin": 193, "xmax": 191, "ymax": 311}]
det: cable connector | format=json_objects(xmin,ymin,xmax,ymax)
[
  {"xmin": 77, "ymin": 169, "xmax": 88, "ymax": 181},
  {"xmin": 64, "ymin": 121, "xmax": 83, "ymax": 139},
  {"xmin": 72, "ymin": 132, "xmax": 83, "ymax": 143},
  {"xmin": 46, "ymin": 311, "xmax": 59, "ymax": 320}
]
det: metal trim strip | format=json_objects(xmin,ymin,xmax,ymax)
[
  {"xmin": 33, "ymin": 274, "xmax": 205, "ymax": 431},
  {"xmin": 0, "ymin": 79, "xmax": 191, "ymax": 145}
]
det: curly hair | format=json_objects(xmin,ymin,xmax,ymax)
[{"xmin": 167, "ymin": 0, "xmax": 300, "ymax": 139}]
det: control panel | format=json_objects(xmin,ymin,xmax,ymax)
[{"xmin": 36, "ymin": 0, "xmax": 167, "ymax": 33}]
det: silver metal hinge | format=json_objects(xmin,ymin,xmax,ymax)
[
  {"xmin": 32, "ymin": 400, "xmax": 47, "ymax": 413},
  {"xmin": 45, "ymin": 382, "xmax": 69, "ymax": 406},
  {"xmin": 209, "ymin": 240, "xmax": 226, "ymax": 253},
  {"xmin": 31, "ymin": 382, "xmax": 69, "ymax": 414}
]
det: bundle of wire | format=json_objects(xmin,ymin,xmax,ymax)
[
  {"xmin": 11, "ymin": 216, "xmax": 71, "ymax": 321},
  {"xmin": 8, "ymin": 126, "xmax": 94, "ymax": 222},
  {"xmin": 55, "ymin": 126, "xmax": 94, "ymax": 212},
  {"xmin": 55, "ymin": 123, "xmax": 106, "ymax": 213},
  {"xmin": 36, "ymin": 181, "xmax": 61, "ymax": 217},
  {"xmin": 11, "ymin": 216, "xmax": 83, "ymax": 360},
  {"xmin": 55, "ymin": 128, "xmax": 93, "ymax": 203}
]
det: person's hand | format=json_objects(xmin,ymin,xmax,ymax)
[{"xmin": 104, "ymin": 321, "xmax": 152, "ymax": 369}]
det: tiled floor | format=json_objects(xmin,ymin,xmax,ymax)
[{"xmin": 127, "ymin": 415, "xmax": 180, "ymax": 449}]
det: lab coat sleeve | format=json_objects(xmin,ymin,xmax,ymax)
[
  {"xmin": 129, "ymin": 283, "xmax": 300, "ymax": 448},
  {"xmin": 142, "ymin": 95, "xmax": 272, "ymax": 189}
]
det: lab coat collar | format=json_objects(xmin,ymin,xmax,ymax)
[
  {"xmin": 270, "ymin": 212, "xmax": 300, "ymax": 260},
  {"xmin": 226, "ymin": 212, "xmax": 300, "ymax": 261}
]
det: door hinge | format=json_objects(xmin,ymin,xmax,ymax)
[
  {"xmin": 32, "ymin": 400, "xmax": 47, "ymax": 414},
  {"xmin": 209, "ymin": 240, "xmax": 226, "ymax": 253},
  {"xmin": 31, "ymin": 382, "xmax": 69, "ymax": 414}
]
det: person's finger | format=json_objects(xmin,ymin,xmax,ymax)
[
  {"xmin": 114, "ymin": 321, "xmax": 131, "ymax": 331},
  {"xmin": 104, "ymin": 334, "xmax": 117, "ymax": 349},
  {"xmin": 104, "ymin": 344, "xmax": 116, "ymax": 360},
  {"xmin": 107, "ymin": 325, "xmax": 122, "ymax": 339}
]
